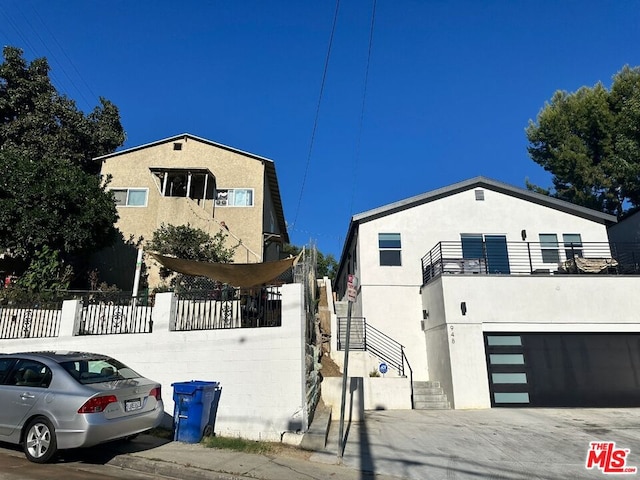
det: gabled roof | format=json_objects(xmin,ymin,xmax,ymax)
[
  {"xmin": 95, "ymin": 133, "xmax": 288, "ymax": 243},
  {"xmin": 337, "ymin": 176, "xmax": 618, "ymax": 278},
  {"xmin": 94, "ymin": 133, "xmax": 275, "ymax": 163}
]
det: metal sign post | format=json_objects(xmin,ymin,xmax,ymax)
[{"xmin": 338, "ymin": 274, "xmax": 358, "ymax": 459}]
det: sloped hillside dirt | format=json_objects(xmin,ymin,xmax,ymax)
[{"xmin": 320, "ymin": 353, "xmax": 342, "ymax": 377}]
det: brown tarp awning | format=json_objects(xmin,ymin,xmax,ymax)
[{"xmin": 148, "ymin": 252, "xmax": 301, "ymax": 288}]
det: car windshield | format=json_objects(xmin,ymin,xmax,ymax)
[{"xmin": 60, "ymin": 357, "xmax": 141, "ymax": 385}]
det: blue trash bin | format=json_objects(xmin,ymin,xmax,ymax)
[{"xmin": 172, "ymin": 380, "xmax": 220, "ymax": 443}]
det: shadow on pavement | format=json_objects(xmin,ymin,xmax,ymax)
[
  {"xmin": 341, "ymin": 377, "xmax": 378, "ymax": 480},
  {"xmin": 56, "ymin": 434, "xmax": 172, "ymax": 466}
]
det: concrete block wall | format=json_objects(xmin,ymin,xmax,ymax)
[{"xmin": 0, "ymin": 284, "xmax": 307, "ymax": 442}]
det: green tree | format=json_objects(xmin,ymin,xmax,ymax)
[
  {"xmin": 283, "ymin": 243, "xmax": 338, "ymax": 282},
  {"xmin": 0, "ymin": 46, "xmax": 124, "ymax": 175},
  {"xmin": 0, "ymin": 150, "xmax": 119, "ymax": 259},
  {"xmin": 14, "ymin": 245, "xmax": 73, "ymax": 293},
  {"xmin": 526, "ymin": 65, "xmax": 640, "ymax": 217},
  {"xmin": 147, "ymin": 223, "xmax": 237, "ymax": 283},
  {"xmin": 0, "ymin": 46, "xmax": 125, "ymax": 286}
]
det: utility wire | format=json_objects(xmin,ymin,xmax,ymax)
[
  {"xmin": 28, "ymin": 3, "xmax": 99, "ymax": 110},
  {"xmin": 0, "ymin": 4, "xmax": 63, "ymax": 88},
  {"xmin": 291, "ymin": 0, "xmax": 341, "ymax": 230},
  {"xmin": 0, "ymin": 1, "xmax": 97, "ymax": 112},
  {"xmin": 349, "ymin": 0, "xmax": 377, "ymax": 217}
]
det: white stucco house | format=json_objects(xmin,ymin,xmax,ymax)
[{"xmin": 333, "ymin": 176, "xmax": 640, "ymax": 409}]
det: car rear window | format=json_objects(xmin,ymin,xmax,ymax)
[{"xmin": 60, "ymin": 358, "xmax": 141, "ymax": 385}]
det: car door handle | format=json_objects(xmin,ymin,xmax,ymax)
[{"xmin": 20, "ymin": 393, "xmax": 35, "ymax": 400}]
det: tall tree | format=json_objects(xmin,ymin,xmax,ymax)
[
  {"xmin": 0, "ymin": 46, "xmax": 124, "ymax": 175},
  {"xmin": 0, "ymin": 46, "xmax": 125, "ymax": 287},
  {"xmin": 526, "ymin": 65, "xmax": 640, "ymax": 217}
]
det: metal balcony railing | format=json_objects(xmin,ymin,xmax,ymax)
[{"xmin": 421, "ymin": 241, "xmax": 640, "ymax": 285}]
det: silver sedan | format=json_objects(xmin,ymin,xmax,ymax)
[{"xmin": 0, "ymin": 351, "xmax": 164, "ymax": 463}]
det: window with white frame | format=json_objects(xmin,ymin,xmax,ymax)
[
  {"xmin": 150, "ymin": 168, "xmax": 215, "ymax": 200},
  {"xmin": 111, "ymin": 188, "xmax": 148, "ymax": 207},
  {"xmin": 539, "ymin": 233, "xmax": 559, "ymax": 263},
  {"xmin": 379, "ymin": 233, "xmax": 402, "ymax": 266},
  {"xmin": 215, "ymin": 189, "xmax": 254, "ymax": 207},
  {"xmin": 563, "ymin": 233, "xmax": 583, "ymax": 259}
]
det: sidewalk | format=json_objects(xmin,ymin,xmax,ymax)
[
  {"xmin": 105, "ymin": 408, "xmax": 640, "ymax": 480},
  {"xmin": 106, "ymin": 431, "xmax": 400, "ymax": 480}
]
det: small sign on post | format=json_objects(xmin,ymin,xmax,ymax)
[
  {"xmin": 347, "ymin": 274, "xmax": 358, "ymax": 302},
  {"xmin": 338, "ymin": 273, "xmax": 358, "ymax": 460}
]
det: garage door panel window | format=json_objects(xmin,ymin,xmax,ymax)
[
  {"xmin": 487, "ymin": 335, "xmax": 522, "ymax": 346},
  {"xmin": 489, "ymin": 354, "xmax": 525, "ymax": 365},
  {"xmin": 492, "ymin": 373, "xmax": 528, "ymax": 384},
  {"xmin": 494, "ymin": 392, "xmax": 530, "ymax": 403}
]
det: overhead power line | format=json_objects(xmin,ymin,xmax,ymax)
[
  {"xmin": 0, "ymin": 1, "xmax": 99, "ymax": 112},
  {"xmin": 291, "ymin": 0, "xmax": 341, "ymax": 230},
  {"xmin": 350, "ymin": 0, "xmax": 377, "ymax": 217}
]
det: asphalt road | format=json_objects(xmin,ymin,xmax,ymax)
[{"xmin": 0, "ymin": 442, "xmax": 162, "ymax": 480}]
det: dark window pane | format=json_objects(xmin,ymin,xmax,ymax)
[
  {"xmin": 112, "ymin": 189, "xmax": 127, "ymax": 205},
  {"xmin": 462, "ymin": 235, "xmax": 484, "ymax": 258},
  {"xmin": 380, "ymin": 250, "xmax": 401, "ymax": 266},
  {"xmin": 563, "ymin": 233, "xmax": 583, "ymax": 259},
  {"xmin": 542, "ymin": 249, "xmax": 560, "ymax": 263}
]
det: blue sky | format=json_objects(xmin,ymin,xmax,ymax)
[{"xmin": 2, "ymin": 1, "xmax": 639, "ymax": 258}]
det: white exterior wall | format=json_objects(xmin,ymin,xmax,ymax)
[
  {"xmin": 0, "ymin": 285, "xmax": 306, "ymax": 441},
  {"xmin": 321, "ymin": 376, "xmax": 412, "ymax": 420},
  {"xmin": 355, "ymin": 187, "xmax": 612, "ymax": 384},
  {"xmin": 422, "ymin": 275, "xmax": 640, "ymax": 409}
]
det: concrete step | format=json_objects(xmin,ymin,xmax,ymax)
[
  {"xmin": 412, "ymin": 380, "xmax": 450, "ymax": 410},
  {"xmin": 300, "ymin": 404, "xmax": 332, "ymax": 451},
  {"xmin": 413, "ymin": 393, "xmax": 448, "ymax": 403},
  {"xmin": 413, "ymin": 400, "xmax": 451, "ymax": 409},
  {"xmin": 413, "ymin": 380, "xmax": 441, "ymax": 389},
  {"xmin": 413, "ymin": 387, "xmax": 444, "ymax": 395}
]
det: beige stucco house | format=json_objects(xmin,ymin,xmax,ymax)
[{"xmin": 95, "ymin": 133, "xmax": 289, "ymax": 288}]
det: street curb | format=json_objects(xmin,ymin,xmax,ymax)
[{"xmin": 108, "ymin": 454, "xmax": 255, "ymax": 480}]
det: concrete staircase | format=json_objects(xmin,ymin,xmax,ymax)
[
  {"xmin": 412, "ymin": 381, "xmax": 450, "ymax": 409},
  {"xmin": 300, "ymin": 403, "xmax": 332, "ymax": 451}
]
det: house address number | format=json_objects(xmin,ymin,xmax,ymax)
[{"xmin": 450, "ymin": 325, "xmax": 455, "ymax": 344}]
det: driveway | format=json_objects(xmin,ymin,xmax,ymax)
[{"xmin": 312, "ymin": 408, "xmax": 640, "ymax": 479}]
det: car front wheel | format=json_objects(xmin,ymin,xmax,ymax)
[{"xmin": 23, "ymin": 416, "xmax": 57, "ymax": 463}]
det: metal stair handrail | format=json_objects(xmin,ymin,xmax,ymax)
[{"xmin": 337, "ymin": 317, "xmax": 412, "ymax": 378}]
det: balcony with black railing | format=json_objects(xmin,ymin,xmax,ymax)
[{"xmin": 421, "ymin": 241, "xmax": 640, "ymax": 285}]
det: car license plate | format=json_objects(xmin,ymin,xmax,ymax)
[{"xmin": 125, "ymin": 399, "xmax": 142, "ymax": 412}]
